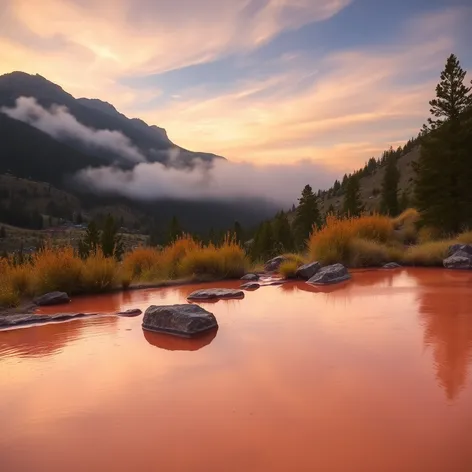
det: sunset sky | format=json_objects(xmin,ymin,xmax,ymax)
[{"xmin": 1, "ymin": 0, "xmax": 471, "ymax": 172}]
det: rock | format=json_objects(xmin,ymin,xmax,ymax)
[
  {"xmin": 264, "ymin": 256, "xmax": 286, "ymax": 272},
  {"xmin": 0, "ymin": 312, "xmax": 96, "ymax": 330},
  {"xmin": 241, "ymin": 282, "xmax": 260, "ymax": 290},
  {"xmin": 142, "ymin": 304, "xmax": 218, "ymax": 337},
  {"xmin": 443, "ymin": 250, "xmax": 472, "ymax": 270},
  {"xmin": 33, "ymin": 291, "xmax": 70, "ymax": 306},
  {"xmin": 117, "ymin": 308, "xmax": 142, "ymax": 316},
  {"xmin": 382, "ymin": 262, "xmax": 402, "ymax": 269},
  {"xmin": 241, "ymin": 273, "xmax": 259, "ymax": 281},
  {"xmin": 307, "ymin": 263, "xmax": 351, "ymax": 285},
  {"xmin": 187, "ymin": 288, "xmax": 244, "ymax": 301},
  {"xmin": 447, "ymin": 244, "xmax": 472, "ymax": 257},
  {"xmin": 296, "ymin": 262, "xmax": 321, "ymax": 280}
]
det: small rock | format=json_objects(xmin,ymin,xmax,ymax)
[
  {"xmin": 264, "ymin": 256, "xmax": 286, "ymax": 272},
  {"xmin": 307, "ymin": 263, "xmax": 351, "ymax": 285},
  {"xmin": 187, "ymin": 288, "xmax": 244, "ymax": 301},
  {"xmin": 382, "ymin": 262, "xmax": 402, "ymax": 269},
  {"xmin": 443, "ymin": 250, "xmax": 472, "ymax": 270},
  {"xmin": 142, "ymin": 304, "xmax": 218, "ymax": 337},
  {"xmin": 117, "ymin": 308, "xmax": 142, "ymax": 316},
  {"xmin": 0, "ymin": 312, "xmax": 94, "ymax": 330},
  {"xmin": 241, "ymin": 282, "xmax": 260, "ymax": 290},
  {"xmin": 241, "ymin": 274, "xmax": 259, "ymax": 281},
  {"xmin": 33, "ymin": 291, "xmax": 70, "ymax": 306},
  {"xmin": 296, "ymin": 262, "xmax": 321, "ymax": 280},
  {"xmin": 447, "ymin": 244, "xmax": 472, "ymax": 257}
]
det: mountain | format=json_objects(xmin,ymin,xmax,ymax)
[{"xmin": 0, "ymin": 71, "xmax": 224, "ymax": 167}]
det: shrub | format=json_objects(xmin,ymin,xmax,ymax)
[
  {"xmin": 279, "ymin": 260, "xmax": 299, "ymax": 279},
  {"xmin": 0, "ymin": 282, "xmax": 19, "ymax": 308},
  {"xmin": 402, "ymin": 241, "xmax": 451, "ymax": 267},
  {"xmin": 392, "ymin": 208, "xmax": 420, "ymax": 229},
  {"xmin": 122, "ymin": 247, "xmax": 162, "ymax": 278},
  {"xmin": 417, "ymin": 226, "xmax": 441, "ymax": 244},
  {"xmin": 32, "ymin": 245, "xmax": 83, "ymax": 294},
  {"xmin": 348, "ymin": 239, "xmax": 390, "ymax": 267},
  {"xmin": 282, "ymin": 253, "xmax": 306, "ymax": 266},
  {"xmin": 81, "ymin": 252, "xmax": 117, "ymax": 293},
  {"xmin": 457, "ymin": 230, "xmax": 472, "ymax": 244}
]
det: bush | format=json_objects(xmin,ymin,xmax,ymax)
[
  {"xmin": 81, "ymin": 252, "xmax": 117, "ymax": 293},
  {"xmin": 402, "ymin": 241, "xmax": 451, "ymax": 267},
  {"xmin": 457, "ymin": 230, "xmax": 472, "ymax": 244},
  {"xmin": 0, "ymin": 282, "xmax": 19, "ymax": 308},
  {"xmin": 348, "ymin": 239, "xmax": 390, "ymax": 267},
  {"xmin": 279, "ymin": 260, "xmax": 299, "ymax": 278},
  {"xmin": 122, "ymin": 247, "xmax": 161, "ymax": 278},
  {"xmin": 392, "ymin": 208, "xmax": 420, "ymax": 229}
]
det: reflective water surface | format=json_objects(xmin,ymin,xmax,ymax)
[{"xmin": 1, "ymin": 269, "xmax": 472, "ymax": 472}]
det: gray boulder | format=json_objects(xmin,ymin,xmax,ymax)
[
  {"xmin": 241, "ymin": 273, "xmax": 260, "ymax": 281},
  {"xmin": 265, "ymin": 256, "xmax": 286, "ymax": 272},
  {"xmin": 0, "ymin": 312, "xmax": 94, "ymax": 330},
  {"xmin": 443, "ymin": 250, "xmax": 472, "ymax": 270},
  {"xmin": 447, "ymin": 244, "xmax": 472, "ymax": 257},
  {"xmin": 187, "ymin": 288, "xmax": 244, "ymax": 301},
  {"xmin": 307, "ymin": 263, "xmax": 351, "ymax": 285},
  {"xmin": 33, "ymin": 291, "xmax": 70, "ymax": 306},
  {"xmin": 142, "ymin": 304, "xmax": 217, "ymax": 337},
  {"xmin": 117, "ymin": 308, "xmax": 142, "ymax": 316},
  {"xmin": 383, "ymin": 262, "xmax": 402, "ymax": 269},
  {"xmin": 241, "ymin": 282, "xmax": 260, "ymax": 290},
  {"xmin": 296, "ymin": 262, "xmax": 321, "ymax": 280}
]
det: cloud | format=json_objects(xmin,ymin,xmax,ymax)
[
  {"xmin": 1, "ymin": 97, "xmax": 146, "ymax": 163},
  {"xmin": 75, "ymin": 154, "xmax": 339, "ymax": 206}
]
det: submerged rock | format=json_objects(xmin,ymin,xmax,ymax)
[
  {"xmin": 241, "ymin": 282, "xmax": 260, "ymax": 290},
  {"xmin": 447, "ymin": 244, "xmax": 472, "ymax": 258},
  {"xmin": 117, "ymin": 308, "xmax": 142, "ymax": 316},
  {"xmin": 187, "ymin": 288, "xmax": 244, "ymax": 301},
  {"xmin": 33, "ymin": 291, "xmax": 70, "ymax": 306},
  {"xmin": 443, "ymin": 250, "xmax": 472, "ymax": 270},
  {"xmin": 264, "ymin": 256, "xmax": 286, "ymax": 272},
  {"xmin": 142, "ymin": 304, "xmax": 218, "ymax": 337},
  {"xmin": 307, "ymin": 263, "xmax": 351, "ymax": 285},
  {"xmin": 296, "ymin": 262, "xmax": 321, "ymax": 280},
  {"xmin": 383, "ymin": 262, "xmax": 402, "ymax": 269},
  {"xmin": 0, "ymin": 312, "xmax": 94, "ymax": 330},
  {"xmin": 241, "ymin": 273, "xmax": 260, "ymax": 281}
]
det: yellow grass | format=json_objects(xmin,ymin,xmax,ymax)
[
  {"xmin": 457, "ymin": 230, "xmax": 472, "ymax": 244},
  {"xmin": 402, "ymin": 241, "xmax": 451, "ymax": 267},
  {"xmin": 392, "ymin": 208, "xmax": 420, "ymax": 228},
  {"xmin": 81, "ymin": 252, "xmax": 118, "ymax": 293},
  {"xmin": 279, "ymin": 260, "xmax": 299, "ymax": 279},
  {"xmin": 348, "ymin": 239, "xmax": 390, "ymax": 268}
]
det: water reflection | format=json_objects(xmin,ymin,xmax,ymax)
[
  {"xmin": 0, "ymin": 316, "xmax": 118, "ymax": 359},
  {"xmin": 143, "ymin": 328, "xmax": 218, "ymax": 351}
]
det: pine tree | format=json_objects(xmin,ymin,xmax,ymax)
[
  {"xmin": 293, "ymin": 185, "xmax": 321, "ymax": 247},
  {"xmin": 343, "ymin": 177, "xmax": 363, "ymax": 216},
  {"xmin": 101, "ymin": 214, "xmax": 124, "ymax": 260},
  {"xmin": 168, "ymin": 216, "xmax": 182, "ymax": 243},
  {"xmin": 273, "ymin": 211, "xmax": 294, "ymax": 253},
  {"xmin": 233, "ymin": 221, "xmax": 243, "ymax": 245},
  {"xmin": 78, "ymin": 221, "xmax": 100, "ymax": 258},
  {"xmin": 251, "ymin": 221, "xmax": 274, "ymax": 260},
  {"xmin": 380, "ymin": 153, "xmax": 400, "ymax": 216},
  {"xmin": 399, "ymin": 190, "xmax": 410, "ymax": 212},
  {"xmin": 415, "ymin": 54, "xmax": 472, "ymax": 233}
]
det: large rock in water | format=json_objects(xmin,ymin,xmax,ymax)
[
  {"xmin": 33, "ymin": 291, "xmax": 70, "ymax": 306},
  {"xmin": 142, "ymin": 304, "xmax": 218, "ymax": 337},
  {"xmin": 265, "ymin": 256, "xmax": 286, "ymax": 272},
  {"xmin": 241, "ymin": 282, "xmax": 260, "ymax": 290},
  {"xmin": 0, "ymin": 312, "xmax": 94, "ymax": 330},
  {"xmin": 443, "ymin": 250, "xmax": 472, "ymax": 270},
  {"xmin": 307, "ymin": 263, "xmax": 351, "ymax": 285},
  {"xmin": 447, "ymin": 244, "xmax": 472, "ymax": 257},
  {"xmin": 187, "ymin": 288, "xmax": 244, "ymax": 301},
  {"xmin": 241, "ymin": 273, "xmax": 259, "ymax": 281},
  {"xmin": 296, "ymin": 262, "xmax": 321, "ymax": 280}
]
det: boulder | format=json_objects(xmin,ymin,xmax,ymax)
[
  {"xmin": 447, "ymin": 244, "xmax": 472, "ymax": 257},
  {"xmin": 264, "ymin": 256, "xmax": 286, "ymax": 272},
  {"xmin": 296, "ymin": 262, "xmax": 321, "ymax": 280},
  {"xmin": 241, "ymin": 282, "xmax": 260, "ymax": 290},
  {"xmin": 382, "ymin": 262, "xmax": 402, "ymax": 269},
  {"xmin": 307, "ymin": 263, "xmax": 351, "ymax": 285},
  {"xmin": 117, "ymin": 308, "xmax": 142, "ymax": 316},
  {"xmin": 241, "ymin": 273, "xmax": 260, "ymax": 282},
  {"xmin": 187, "ymin": 288, "xmax": 244, "ymax": 301},
  {"xmin": 0, "ymin": 312, "xmax": 95, "ymax": 330},
  {"xmin": 443, "ymin": 250, "xmax": 472, "ymax": 270},
  {"xmin": 33, "ymin": 291, "xmax": 70, "ymax": 306},
  {"xmin": 142, "ymin": 304, "xmax": 218, "ymax": 337}
]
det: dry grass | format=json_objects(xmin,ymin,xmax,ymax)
[
  {"xmin": 402, "ymin": 240, "xmax": 452, "ymax": 267},
  {"xmin": 309, "ymin": 214, "xmax": 393, "ymax": 265},
  {"xmin": 81, "ymin": 252, "xmax": 117, "ymax": 293},
  {"xmin": 279, "ymin": 260, "xmax": 299, "ymax": 279},
  {"xmin": 457, "ymin": 230, "xmax": 472, "ymax": 244},
  {"xmin": 348, "ymin": 239, "xmax": 391, "ymax": 268},
  {"xmin": 392, "ymin": 208, "xmax": 420, "ymax": 228}
]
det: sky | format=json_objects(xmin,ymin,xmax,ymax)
[{"xmin": 1, "ymin": 0, "xmax": 472, "ymax": 174}]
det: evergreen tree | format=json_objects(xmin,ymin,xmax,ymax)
[
  {"xmin": 273, "ymin": 211, "xmax": 294, "ymax": 253},
  {"xmin": 293, "ymin": 185, "xmax": 321, "ymax": 247},
  {"xmin": 380, "ymin": 153, "xmax": 400, "ymax": 216},
  {"xmin": 233, "ymin": 221, "xmax": 243, "ymax": 245},
  {"xmin": 399, "ymin": 190, "xmax": 410, "ymax": 212},
  {"xmin": 168, "ymin": 216, "xmax": 182, "ymax": 243},
  {"xmin": 78, "ymin": 221, "xmax": 100, "ymax": 258},
  {"xmin": 0, "ymin": 226, "xmax": 5, "ymax": 239},
  {"xmin": 326, "ymin": 204, "xmax": 336, "ymax": 215},
  {"xmin": 415, "ymin": 54, "xmax": 472, "ymax": 232},
  {"xmin": 343, "ymin": 177, "xmax": 363, "ymax": 216},
  {"xmin": 251, "ymin": 221, "xmax": 274, "ymax": 260},
  {"xmin": 101, "ymin": 214, "xmax": 124, "ymax": 260}
]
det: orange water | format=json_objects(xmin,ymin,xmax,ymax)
[{"xmin": 1, "ymin": 268, "xmax": 472, "ymax": 472}]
